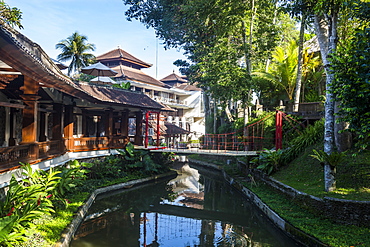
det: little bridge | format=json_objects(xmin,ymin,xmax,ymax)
[{"xmin": 146, "ymin": 110, "xmax": 309, "ymax": 156}]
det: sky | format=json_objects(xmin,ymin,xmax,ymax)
[{"xmin": 6, "ymin": 0, "xmax": 186, "ymax": 80}]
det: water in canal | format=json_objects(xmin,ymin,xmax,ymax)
[{"xmin": 70, "ymin": 160, "xmax": 300, "ymax": 247}]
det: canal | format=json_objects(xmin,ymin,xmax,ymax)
[{"xmin": 70, "ymin": 159, "xmax": 301, "ymax": 246}]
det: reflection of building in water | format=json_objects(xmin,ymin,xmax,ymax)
[
  {"xmin": 178, "ymin": 191, "xmax": 204, "ymax": 209},
  {"xmin": 167, "ymin": 163, "xmax": 202, "ymax": 194},
  {"xmin": 73, "ymin": 210, "xmax": 141, "ymax": 246},
  {"xmin": 74, "ymin": 217, "xmax": 107, "ymax": 239},
  {"xmin": 72, "ymin": 162, "xmax": 297, "ymax": 246},
  {"xmin": 140, "ymin": 212, "xmax": 253, "ymax": 247}
]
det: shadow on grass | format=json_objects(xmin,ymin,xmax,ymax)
[{"xmin": 273, "ymin": 144, "xmax": 370, "ymax": 201}]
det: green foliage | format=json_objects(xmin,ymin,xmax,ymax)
[
  {"xmin": 0, "ymin": 143, "xmax": 175, "ymax": 246},
  {"xmin": 0, "ymin": 160, "xmax": 94, "ymax": 246},
  {"xmin": 76, "ymin": 73, "xmax": 95, "ymax": 82},
  {"xmin": 251, "ymin": 149, "xmax": 284, "ymax": 175},
  {"xmin": 265, "ymin": 39, "xmax": 299, "ymax": 100},
  {"xmin": 310, "ymin": 149, "xmax": 346, "ymax": 168},
  {"xmin": 274, "ymin": 142, "xmax": 370, "ymax": 202},
  {"xmin": 282, "ymin": 119, "xmax": 324, "ymax": 163},
  {"xmin": 0, "ymin": 1, "xmax": 23, "ymax": 29},
  {"xmin": 124, "ymin": 0, "xmax": 281, "ymax": 106},
  {"xmin": 331, "ymin": 5, "xmax": 370, "ymax": 150},
  {"xmin": 112, "ymin": 81, "xmax": 131, "ymax": 90},
  {"xmin": 55, "ymin": 31, "xmax": 96, "ymax": 75},
  {"xmin": 0, "ymin": 168, "xmax": 55, "ymax": 245},
  {"xmin": 56, "ymin": 160, "xmax": 91, "ymax": 196},
  {"xmin": 86, "ymin": 155, "xmax": 126, "ymax": 180},
  {"xmin": 116, "ymin": 142, "xmax": 173, "ymax": 175},
  {"xmin": 242, "ymin": 180, "xmax": 370, "ymax": 246}
]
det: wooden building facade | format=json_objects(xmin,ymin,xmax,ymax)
[{"xmin": 0, "ymin": 24, "xmax": 164, "ymax": 180}]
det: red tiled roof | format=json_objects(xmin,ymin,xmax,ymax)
[
  {"xmin": 111, "ymin": 65, "xmax": 168, "ymax": 88},
  {"xmin": 175, "ymin": 83, "xmax": 202, "ymax": 91},
  {"xmin": 160, "ymin": 72, "xmax": 188, "ymax": 83},
  {"xmin": 96, "ymin": 48, "xmax": 152, "ymax": 68},
  {"xmin": 0, "ymin": 24, "xmax": 167, "ymax": 112},
  {"xmin": 75, "ymin": 83, "xmax": 166, "ymax": 110}
]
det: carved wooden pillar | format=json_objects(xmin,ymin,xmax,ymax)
[
  {"xmin": 20, "ymin": 94, "xmax": 40, "ymax": 143},
  {"xmin": 105, "ymin": 108, "xmax": 113, "ymax": 148},
  {"xmin": 8, "ymin": 108, "xmax": 16, "ymax": 146},
  {"xmin": 20, "ymin": 76, "xmax": 40, "ymax": 146},
  {"xmin": 52, "ymin": 103, "xmax": 63, "ymax": 141},
  {"xmin": 38, "ymin": 111, "xmax": 47, "ymax": 142},
  {"xmin": 82, "ymin": 110, "xmax": 87, "ymax": 137},
  {"xmin": 121, "ymin": 110, "xmax": 129, "ymax": 137},
  {"xmin": 105, "ymin": 109, "xmax": 113, "ymax": 137},
  {"xmin": 20, "ymin": 94, "xmax": 40, "ymax": 160},
  {"xmin": 64, "ymin": 105, "xmax": 74, "ymax": 150},
  {"xmin": 134, "ymin": 111, "xmax": 143, "ymax": 145}
]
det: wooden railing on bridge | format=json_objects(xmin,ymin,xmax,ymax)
[
  {"xmin": 198, "ymin": 110, "xmax": 305, "ymax": 153},
  {"xmin": 201, "ymin": 117, "xmax": 274, "ymax": 152}
]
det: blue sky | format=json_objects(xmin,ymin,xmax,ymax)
[{"xmin": 7, "ymin": 0, "xmax": 186, "ymax": 80}]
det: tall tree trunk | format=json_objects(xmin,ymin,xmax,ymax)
[
  {"xmin": 248, "ymin": 0, "xmax": 256, "ymax": 73},
  {"xmin": 241, "ymin": 0, "xmax": 255, "ymax": 132},
  {"xmin": 265, "ymin": 2, "xmax": 278, "ymax": 72},
  {"xmin": 203, "ymin": 92, "xmax": 211, "ymax": 134},
  {"xmin": 314, "ymin": 13, "xmax": 337, "ymax": 192},
  {"xmin": 293, "ymin": 14, "xmax": 306, "ymax": 112},
  {"xmin": 213, "ymin": 98, "xmax": 217, "ymax": 134}
]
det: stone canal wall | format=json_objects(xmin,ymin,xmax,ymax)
[
  {"xmin": 54, "ymin": 171, "xmax": 177, "ymax": 247},
  {"xmin": 189, "ymin": 157, "xmax": 370, "ymax": 227},
  {"xmin": 255, "ymin": 171, "xmax": 370, "ymax": 227},
  {"xmin": 188, "ymin": 158, "xmax": 327, "ymax": 247}
]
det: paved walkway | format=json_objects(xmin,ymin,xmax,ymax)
[{"xmin": 143, "ymin": 146, "xmax": 258, "ymax": 156}]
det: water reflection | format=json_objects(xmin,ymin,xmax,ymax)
[{"xmin": 70, "ymin": 159, "xmax": 300, "ymax": 247}]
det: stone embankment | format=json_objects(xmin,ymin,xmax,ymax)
[
  {"xmin": 189, "ymin": 157, "xmax": 327, "ymax": 247},
  {"xmin": 189, "ymin": 157, "xmax": 370, "ymax": 227},
  {"xmin": 54, "ymin": 171, "xmax": 177, "ymax": 247}
]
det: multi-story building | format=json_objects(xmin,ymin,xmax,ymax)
[
  {"xmin": 160, "ymin": 72, "xmax": 205, "ymax": 142},
  {"xmin": 96, "ymin": 48, "xmax": 205, "ymax": 146}
]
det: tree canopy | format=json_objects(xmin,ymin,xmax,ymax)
[
  {"xmin": 332, "ymin": 0, "xmax": 370, "ymax": 150},
  {"xmin": 124, "ymin": 0, "xmax": 281, "ymax": 106},
  {"xmin": 55, "ymin": 31, "xmax": 96, "ymax": 76},
  {"xmin": 0, "ymin": 1, "xmax": 23, "ymax": 28}
]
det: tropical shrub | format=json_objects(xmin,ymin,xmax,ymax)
[
  {"xmin": 0, "ymin": 165, "xmax": 56, "ymax": 246},
  {"xmin": 250, "ymin": 149, "xmax": 284, "ymax": 175},
  {"xmin": 310, "ymin": 149, "xmax": 346, "ymax": 169},
  {"xmin": 86, "ymin": 155, "xmax": 126, "ymax": 179},
  {"xmin": 117, "ymin": 142, "xmax": 173, "ymax": 175},
  {"xmin": 282, "ymin": 119, "xmax": 324, "ymax": 163},
  {"xmin": 0, "ymin": 161, "xmax": 92, "ymax": 246}
]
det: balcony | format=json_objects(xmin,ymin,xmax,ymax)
[
  {"xmin": 0, "ymin": 136, "xmax": 129, "ymax": 173},
  {"xmin": 152, "ymin": 96, "xmax": 187, "ymax": 106}
]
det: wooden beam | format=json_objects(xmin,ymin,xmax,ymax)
[
  {"xmin": 0, "ymin": 101, "xmax": 25, "ymax": 109},
  {"xmin": 0, "ymin": 74, "xmax": 19, "ymax": 86},
  {"xmin": 20, "ymin": 76, "xmax": 39, "ymax": 95}
]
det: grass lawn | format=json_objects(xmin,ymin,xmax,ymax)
[
  {"xmin": 243, "ymin": 181, "xmax": 370, "ymax": 247},
  {"xmin": 190, "ymin": 145, "xmax": 370, "ymax": 247},
  {"xmin": 273, "ymin": 143, "xmax": 370, "ymax": 201}
]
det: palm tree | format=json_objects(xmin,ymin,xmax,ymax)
[
  {"xmin": 253, "ymin": 40, "xmax": 298, "ymax": 101},
  {"xmin": 56, "ymin": 31, "xmax": 96, "ymax": 76}
]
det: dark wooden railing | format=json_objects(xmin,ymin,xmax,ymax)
[
  {"xmin": 0, "ymin": 136, "xmax": 129, "ymax": 172},
  {"xmin": 0, "ymin": 145, "xmax": 31, "ymax": 170}
]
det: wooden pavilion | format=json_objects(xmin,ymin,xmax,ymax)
[{"xmin": 0, "ymin": 24, "xmax": 165, "ymax": 180}]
